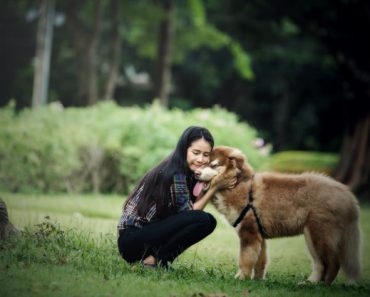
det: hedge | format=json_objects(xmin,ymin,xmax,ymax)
[{"xmin": 0, "ymin": 101, "xmax": 269, "ymax": 194}]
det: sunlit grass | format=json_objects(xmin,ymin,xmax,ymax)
[
  {"xmin": 1, "ymin": 192, "xmax": 369, "ymax": 297},
  {"xmin": 3, "ymin": 193, "xmax": 122, "ymax": 236}
]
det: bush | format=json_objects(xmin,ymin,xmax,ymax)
[
  {"xmin": 0, "ymin": 101, "xmax": 269, "ymax": 194},
  {"xmin": 268, "ymin": 151, "xmax": 338, "ymax": 174}
]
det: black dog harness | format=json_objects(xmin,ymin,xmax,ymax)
[{"xmin": 232, "ymin": 177, "xmax": 268, "ymax": 238}]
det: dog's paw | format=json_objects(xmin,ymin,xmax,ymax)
[
  {"xmin": 307, "ymin": 274, "xmax": 321, "ymax": 284},
  {"xmin": 298, "ymin": 279, "xmax": 315, "ymax": 286},
  {"xmin": 234, "ymin": 269, "xmax": 250, "ymax": 280},
  {"xmin": 253, "ymin": 274, "xmax": 265, "ymax": 280},
  {"xmin": 234, "ymin": 269, "xmax": 243, "ymax": 280},
  {"xmin": 344, "ymin": 279, "xmax": 359, "ymax": 287}
]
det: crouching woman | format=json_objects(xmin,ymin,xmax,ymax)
[{"xmin": 117, "ymin": 126, "xmax": 235, "ymax": 268}]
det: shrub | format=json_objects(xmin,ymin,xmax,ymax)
[{"xmin": 0, "ymin": 101, "xmax": 269, "ymax": 194}]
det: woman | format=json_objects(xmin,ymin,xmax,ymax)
[{"xmin": 117, "ymin": 126, "xmax": 236, "ymax": 269}]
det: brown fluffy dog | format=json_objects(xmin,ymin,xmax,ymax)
[{"xmin": 195, "ymin": 146, "xmax": 362, "ymax": 284}]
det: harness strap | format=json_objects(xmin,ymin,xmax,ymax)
[
  {"xmin": 232, "ymin": 176, "xmax": 254, "ymax": 228},
  {"xmin": 232, "ymin": 177, "xmax": 268, "ymax": 238},
  {"xmin": 250, "ymin": 203, "xmax": 268, "ymax": 238},
  {"xmin": 232, "ymin": 203, "xmax": 252, "ymax": 227}
]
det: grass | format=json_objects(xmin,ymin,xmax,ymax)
[
  {"xmin": 1, "ymin": 192, "xmax": 370, "ymax": 297},
  {"xmin": 268, "ymin": 151, "xmax": 339, "ymax": 174}
]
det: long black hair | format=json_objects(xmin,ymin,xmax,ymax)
[{"xmin": 127, "ymin": 126, "xmax": 214, "ymax": 218}]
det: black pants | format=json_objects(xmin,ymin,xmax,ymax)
[{"xmin": 117, "ymin": 210, "xmax": 216, "ymax": 267}]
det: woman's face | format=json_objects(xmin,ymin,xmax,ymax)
[{"xmin": 186, "ymin": 138, "xmax": 212, "ymax": 172}]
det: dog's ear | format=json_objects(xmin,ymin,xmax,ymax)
[
  {"xmin": 228, "ymin": 149, "xmax": 245, "ymax": 172},
  {"xmin": 228, "ymin": 149, "xmax": 254, "ymax": 178}
]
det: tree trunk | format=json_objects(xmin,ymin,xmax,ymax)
[
  {"xmin": 31, "ymin": 0, "xmax": 55, "ymax": 108},
  {"xmin": 334, "ymin": 114, "xmax": 370, "ymax": 194},
  {"xmin": 66, "ymin": 0, "xmax": 102, "ymax": 106},
  {"xmin": 274, "ymin": 83, "xmax": 290, "ymax": 150},
  {"xmin": 104, "ymin": 0, "xmax": 121, "ymax": 101},
  {"xmin": 154, "ymin": 0, "xmax": 173, "ymax": 107},
  {"xmin": 0, "ymin": 198, "xmax": 19, "ymax": 241}
]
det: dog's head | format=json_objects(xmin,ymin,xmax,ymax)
[{"xmin": 193, "ymin": 146, "xmax": 254, "ymax": 197}]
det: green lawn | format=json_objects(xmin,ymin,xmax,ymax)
[{"xmin": 1, "ymin": 193, "xmax": 369, "ymax": 297}]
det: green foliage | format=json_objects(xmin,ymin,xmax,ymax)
[
  {"xmin": 188, "ymin": 0, "xmax": 206, "ymax": 27},
  {"xmin": 121, "ymin": 0, "xmax": 254, "ymax": 80},
  {"xmin": 230, "ymin": 41, "xmax": 254, "ymax": 79},
  {"xmin": 268, "ymin": 151, "xmax": 339, "ymax": 174},
  {"xmin": 0, "ymin": 102, "xmax": 268, "ymax": 194},
  {"xmin": 175, "ymin": 1, "xmax": 253, "ymax": 79}
]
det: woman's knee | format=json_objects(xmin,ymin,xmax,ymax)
[
  {"xmin": 207, "ymin": 213, "xmax": 217, "ymax": 232},
  {"xmin": 117, "ymin": 229, "xmax": 145, "ymax": 263},
  {"xmin": 191, "ymin": 210, "xmax": 217, "ymax": 232}
]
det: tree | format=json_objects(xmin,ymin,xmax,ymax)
[
  {"xmin": 103, "ymin": 0, "xmax": 122, "ymax": 101},
  {"xmin": 274, "ymin": 0, "xmax": 370, "ymax": 193},
  {"xmin": 207, "ymin": 0, "xmax": 370, "ymax": 193},
  {"xmin": 334, "ymin": 116, "xmax": 370, "ymax": 193},
  {"xmin": 3, "ymin": 0, "xmax": 367, "ymax": 195},
  {"xmin": 120, "ymin": 0, "xmax": 253, "ymax": 107},
  {"xmin": 0, "ymin": 198, "xmax": 19, "ymax": 241},
  {"xmin": 65, "ymin": 0, "xmax": 102, "ymax": 106},
  {"xmin": 153, "ymin": 0, "xmax": 174, "ymax": 106},
  {"xmin": 31, "ymin": 0, "xmax": 55, "ymax": 108}
]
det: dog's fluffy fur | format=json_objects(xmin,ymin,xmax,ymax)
[{"xmin": 198, "ymin": 146, "xmax": 362, "ymax": 284}]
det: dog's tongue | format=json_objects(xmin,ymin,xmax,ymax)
[{"xmin": 193, "ymin": 181, "xmax": 205, "ymax": 197}]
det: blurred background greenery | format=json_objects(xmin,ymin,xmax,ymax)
[{"xmin": 0, "ymin": 0, "xmax": 369, "ymax": 197}]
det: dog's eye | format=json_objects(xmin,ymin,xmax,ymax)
[{"xmin": 210, "ymin": 164, "xmax": 218, "ymax": 169}]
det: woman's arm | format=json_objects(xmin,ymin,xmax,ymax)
[
  {"xmin": 192, "ymin": 187, "xmax": 217, "ymax": 210},
  {"xmin": 193, "ymin": 173, "xmax": 237, "ymax": 210}
]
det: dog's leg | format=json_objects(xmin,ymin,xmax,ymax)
[
  {"xmin": 303, "ymin": 226, "xmax": 325, "ymax": 283},
  {"xmin": 321, "ymin": 229, "xmax": 341, "ymax": 284},
  {"xmin": 236, "ymin": 230, "xmax": 262, "ymax": 280},
  {"xmin": 253, "ymin": 238, "xmax": 268, "ymax": 279},
  {"xmin": 306, "ymin": 224, "xmax": 341, "ymax": 285},
  {"xmin": 323, "ymin": 253, "xmax": 340, "ymax": 284}
]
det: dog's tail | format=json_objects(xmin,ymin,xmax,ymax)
[{"xmin": 341, "ymin": 217, "xmax": 362, "ymax": 284}]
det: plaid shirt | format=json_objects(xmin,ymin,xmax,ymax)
[{"xmin": 117, "ymin": 173, "xmax": 194, "ymax": 230}]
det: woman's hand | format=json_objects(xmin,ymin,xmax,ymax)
[
  {"xmin": 209, "ymin": 173, "xmax": 237, "ymax": 191},
  {"xmin": 193, "ymin": 172, "xmax": 237, "ymax": 211}
]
